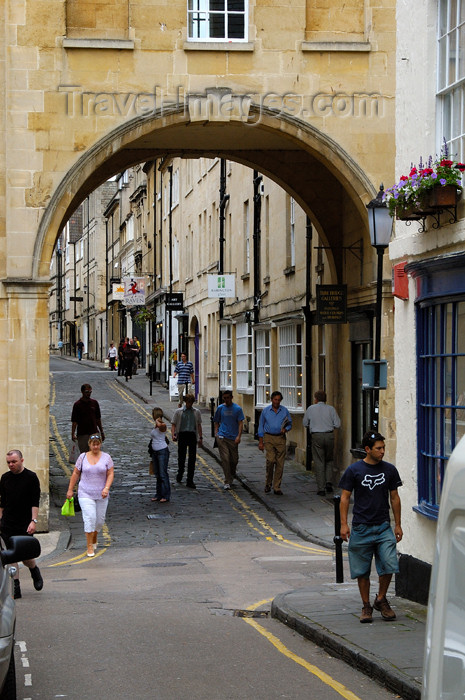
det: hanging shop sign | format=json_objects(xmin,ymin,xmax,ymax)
[
  {"xmin": 207, "ymin": 274, "xmax": 236, "ymax": 298},
  {"xmin": 166, "ymin": 293, "xmax": 184, "ymax": 311},
  {"xmin": 123, "ymin": 277, "xmax": 146, "ymax": 306},
  {"xmin": 112, "ymin": 282, "xmax": 125, "ymax": 301},
  {"xmin": 316, "ymin": 285, "xmax": 347, "ymax": 324}
]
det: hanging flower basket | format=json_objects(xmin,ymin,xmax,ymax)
[
  {"xmin": 133, "ymin": 306, "xmax": 156, "ymax": 327},
  {"xmin": 385, "ymin": 140, "xmax": 465, "ymax": 220}
]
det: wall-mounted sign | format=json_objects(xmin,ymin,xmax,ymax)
[
  {"xmin": 316, "ymin": 285, "xmax": 347, "ymax": 324},
  {"xmin": 208, "ymin": 274, "xmax": 236, "ymax": 298},
  {"xmin": 166, "ymin": 293, "xmax": 184, "ymax": 311},
  {"xmin": 123, "ymin": 277, "xmax": 146, "ymax": 306},
  {"xmin": 112, "ymin": 282, "xmax": 125, "ymax": 301}
]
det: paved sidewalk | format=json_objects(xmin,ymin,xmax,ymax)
[{"xmin": 54, "ymin": 355, "xmax": 425, "ymax": 699}]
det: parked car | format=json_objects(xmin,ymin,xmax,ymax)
[
  {"xmin": 0, "ymin": 536, "xmax": 41, "ymax": 700},
  {"xmin": 423, "ymin": 435, "xmax": 465, "ymax": 699}
]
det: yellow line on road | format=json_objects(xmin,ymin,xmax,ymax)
[
  {"xmin": 196, "ymin": 454, "xmax": 331, "ymax": 556},
  {"xmin": 108, "ymin": 381, "xmax": 153, "ymax": 422},
  {"xmin": 243, "ymin": 598, "xmax": 361, "ymax": 700},
  {"xmin": 48, "ymin": 525, "xmax": 112, "ymax": 567},
  {"xmin": 243, "ymin": 616, "xmax": 362, "ymax": 700}
]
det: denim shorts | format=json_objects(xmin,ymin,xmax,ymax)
[{"xmin": 348, "ymin": 521, "xmax": 399, "ymax": 579}]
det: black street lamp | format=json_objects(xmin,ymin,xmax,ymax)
[{"xmin": 366, "ymin": 184, "xmax": 393, "ymax": 431}]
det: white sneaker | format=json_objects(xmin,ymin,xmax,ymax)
[{"xmin": 223, "ymin": 484, "xmax": 230, "ymax": 490}]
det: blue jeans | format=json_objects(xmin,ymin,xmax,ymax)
[{"xmin": 153, "ymin": 447, "xmax": 170, "ymax": 500}]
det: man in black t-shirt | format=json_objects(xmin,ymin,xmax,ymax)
[
  {"xmin": 0, "ymin": 450, "xmax": 43, "ymax": 599},
  {"xmin": 71, "ymin": 384, "xmax": 105, "ymax": 454},
  {"xmin": 339, "ymin": 431, "xmax": 403, "ymax": 624}
]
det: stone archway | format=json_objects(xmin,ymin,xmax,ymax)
[{"xmin": 4, "ymin": 105, "xmax": 381, "ymax": 527}]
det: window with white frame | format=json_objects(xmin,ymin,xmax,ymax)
[
  {"xmin": 279, "ymin": 324, "xmax": 303, "ymax": 409},
  {"xmin": 187, "ymin": 0, "xmax": 247, "ymax": 42},
  {"xmin": 437, "ymin": 0, "xmax": 465, "ymax": 162},
  {"xmin": 236, "ymin": 322, "xmax": 253, "ymax": 391},
  {"xmin": 256, "ymin": 329, "xmax": 271, "ymax": 406},
  {"xmin": 220, "ymin": 324, "xmax": 232, "ymax": 389}
]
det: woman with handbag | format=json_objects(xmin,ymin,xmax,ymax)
[
  {"xmin": 148, "ymin": 408, "xmax": 170, "ymax": 503},
  {"xmin": 66, "ymin": 434, "xmax": 114, "ymax": 557}
]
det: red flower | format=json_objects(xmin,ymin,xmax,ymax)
[
  {"xmin": 440, "ymin": 159, "xmax": 454, "ymax": 167},
  {"xmin": 409, "ymin": 167, "xmax": 417, "ymax": 176},
  {"xmin": 399, "ymin": 175, "xmax": 409, "ymax": 181},
  {"xmin": 457, "ymin": 163, "xmax": 465, "ymax": 172},
  {"xmin": 420, "ymin": 168, "xmax": 434, "ymax": 176}
]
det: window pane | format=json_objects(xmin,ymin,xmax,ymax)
[
  {"xmin": 449, "ymin": 29, "xmax": 458, "ymax": 84},
  {"xmin": 210, "ymin": 14, "xmax": 225, "ymax": 38},
  {"xmin": 458, "ymin": 301, "xmax": 465, "ymax": 353},
  {"xmin": 210, "ymin": 0, "xmax": 225, "ymax": 9},
  {"xmin": 228, "ymin": 14, "xmax": 244, "ymax": 38},
  {"xmin": 439, "ymin": 0, "xmax": 448, "ymax": 36},
  {"xmin": 228, "ymin": 0, "xmax": 244, "ymax": 9},
  {"xmin": 450, "ymin": 0, "xmax": 458, "ymax": 30}
]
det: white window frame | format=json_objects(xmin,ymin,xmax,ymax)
[
  {"xmin": 279, "ymin": 324, "xmax": 303, "ymax": 410},
  {"xmin": 187, "ymin": 0, "xmax": 248, "ymax": 42},
  {"xmin": 220, "ymin": 324, "xmax": 232, "ymax": 389},
  {"xmin": 290, "ymin": 197, "xmax": 296, "ymax": 268},
  {"xmin": 236, "ymin": 322, "xmax": 253, "ymax": 392},
  {"xmin": 437, "ymin": 0, "xmax": 465, "ymax": 163},
  {"xmin": 255, "ymin": 329, "xmax": 271, "ymax": 406}
]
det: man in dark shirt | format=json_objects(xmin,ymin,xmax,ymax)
[
  {"xmin": 0, "ymin": 450, "xmax": 43, "ymax": 599},
  {"xmin": 339, "ymin": 431, "xmax": 403, "ymax": 624},
  {"xmin": 71, "ymin": 384, "xmax": 105, "ymax": 454}
]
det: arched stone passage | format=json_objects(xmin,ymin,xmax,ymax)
[
  {"xmin": 6, "ymin": 106, "xmax": 382, "ymax": 529},
  {"xmin": 34, "ymin": 106, "xmax": 376, "ymax": 280}
]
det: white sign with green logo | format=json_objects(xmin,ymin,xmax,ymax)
[{"xmin": 207, "ymin": 274, "xmax": 236, "ymax": 298}]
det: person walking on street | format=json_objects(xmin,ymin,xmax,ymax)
[
  {"xmin": 66, "ymin": 434, "xmax": 114, "ymax": 557},
  {"xmin": 258, "ymin": 391, "xmax": 292, "ymax": 496},
  {"xmin": 173, "ymin": 353, "xmax": 195, "ymax": 407},
  {"xmin": 123, "ymin": 338, "xmax": 138, "ymax": 382},
  {"xmin": 133, "ymin": 336, "xmax": 141, "ymax": 375},
  {"xmin": 303, "ymin": 390, "xmax": 341, "ymax": 496},
  {"xmin": 117, "ymin": 339, "xmax": 125, "ymax": 376},
  {"xmin": 0, "ymin": 450, "xmax": 43, "ymax": 599},
  {"xmin": 339, "ymin": 431, "xmax": 403, "ymax": 624},
  {"xmin": 107, "ymin": 341, "xmax": 117, "ymax": 371},
  {"xmin": 71, "ymin": 384, "xmax": 105, "ymax": 455},
  {"xmin": 77, "ymin": 339, "xmax": 84, "ymax": 361},
  {"xmin": 148, "ymin": 408, "xmax": 170, "ymax": 503},
  {"xmin": 214, "ymin": 390, "xmax": 244, "ymax": 490},
  {"xmin": 171, "ymin": 394, "xmax": 202, "ymax": 489}
]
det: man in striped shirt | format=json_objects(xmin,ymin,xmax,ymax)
[{"xmin": 173, "ymin": 353, "xmax": 195, "ymax": 407}]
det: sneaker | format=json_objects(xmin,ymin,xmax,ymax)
[
  {"xmin": 223, "ymin": 484, "xmax": 230, "ymax": 490},
  {"xmin": 264, "ymin": 485, "xmax": 271, "ymax": 493},
  {"xmin": 30, "ymin": 566, "xmax": 43, "ymax": 591},
  {"xmin": 13, "ymin": 580, "xmax": 21, "ymax": 600},
  {"xmin": 373, "ymin": 595, "xmax": 396, "ymax": 620},
  {"xmin": 360, "ymin": 603, "xmax": 373, "ymax": 623}
]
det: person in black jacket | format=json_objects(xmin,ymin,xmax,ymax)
[{"xmin": 0, "ymin": 450, "xmax": 43, "ymax": 599}]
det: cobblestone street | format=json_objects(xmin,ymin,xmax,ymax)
[{"xmin": 49, "ymin": 361, "xmax": 300, "ymax": 551}]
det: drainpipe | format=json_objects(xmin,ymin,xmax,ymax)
[{"xmin": 305, "ymin": 216, "xmax": 313, "ymax": 470}]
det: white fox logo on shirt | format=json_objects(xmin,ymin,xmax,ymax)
[{"xmin": 361, "ymin": 473, "xmax": 385, "ymax": 490}]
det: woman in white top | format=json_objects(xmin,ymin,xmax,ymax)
[{"xmin": 66, "ymin": 434, "xmax": 114, "ymax": 556}]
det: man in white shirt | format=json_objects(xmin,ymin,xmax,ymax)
[{"xmin": 303, "ymin": 390, "xmax": 341, "ymax": 496}]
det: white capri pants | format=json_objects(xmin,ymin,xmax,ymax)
[{"xmin": 79, "ymin": 496, "xmax": 109, "ymax": 533}]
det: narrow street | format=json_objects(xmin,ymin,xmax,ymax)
[{"xmin": 13, "ymin": 358, "xmax": 397, "ymax": 699}]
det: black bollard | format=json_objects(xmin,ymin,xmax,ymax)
[
  {"xmin": 210, "ymin": 397, "xmax": 216, "ymax": 437},
  {"xmin": 333, "ymin": 494, "xmax": 344, "ymax": 583}
]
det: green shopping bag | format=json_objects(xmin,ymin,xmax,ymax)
[{"xmin": 61, "ymin": 497, "xmax": 75, "ymax": 517}]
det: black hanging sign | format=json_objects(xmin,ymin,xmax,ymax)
[{"xmin": 316, "ymin": 285, "xmax": 347, "ymax": 324}]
